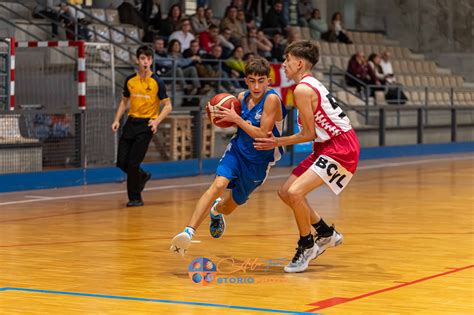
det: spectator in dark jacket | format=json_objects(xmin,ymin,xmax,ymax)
[
  {"xmin": 346, "ymin": 52, "xmax": 378, "ymax": 95},
  {"xmin": 261, "ymin": 1, "xmax": 289, "ymax": 36}
]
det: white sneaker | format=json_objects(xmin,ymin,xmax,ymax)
[
  {"xmin": 314, "ymin": 228, "xmax": 343, "ymax": 258},
  {"xmin": 170, "ymin": 230, "xmax": 192, "ymax": 257},
  {"xmin": 284, "ymin": 243, "xmax": 318, "ymax": 273}
]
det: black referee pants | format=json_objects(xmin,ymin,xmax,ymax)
[{"xmin": 116, "ymin": 117, "xmax": 153, "ymax": 201}]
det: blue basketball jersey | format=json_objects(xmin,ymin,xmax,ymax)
[{"xmin": 230, "ymin": 88, "xmax": 286, "ymax": 163}]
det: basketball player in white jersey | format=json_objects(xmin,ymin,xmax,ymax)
[{"xmin": 254, "ymin": 40, "xmax": 360, "ymax": 273}]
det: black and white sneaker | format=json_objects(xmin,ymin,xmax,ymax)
[
  {"xmin": 284, "ymin": 241, "xmax": 318, "ymax": 273},
  {"xmin": 314, "ymin": 226, "xmax": 343, "ymax": 259}
]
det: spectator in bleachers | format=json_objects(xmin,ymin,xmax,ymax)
[
  {"xmin": 226, "ymin": 0, "xmax": 245, "ymax": 12},
  {"xmin": 159, "ymin": 4, "xmax": 182, "ymax": 38},
  {"xmin": 143, "ymin": 0, "xmax": 162, "ymax": 42},
  {"xmin": 205, "ymin": 8, "xmax": 220, "ymax": 27},
  {"xmin": 323, "ymin": 12, "xmax": 352, "ymax": 44},
  {"xmin": 168, "ymin": 18, "xmax": 195, "ymax": 52},
  {"xmin": 297, "ymin": 0, "xmax": 314, "ymax": 27},
  {"xmin": 219, "ymin": 28, "xmax": 236, "ymax": 58},
  {"xmin": 153, "ymin": 36, "xmax": 173, "ymax": 74},
  {"xmin": 166, "ymin": 39, "xmax": 203, "ymax": 95},
  {"xmin": 261, "ymin": 1, "xmax": 289, "ymax": 36},
  {"xmin": 220, "ymin": 6, "xmax": 245, "ymax": 46},
  {"xmin": 245, "ymin": 0, "xmax": 266, "ymax": 20},
  {"xmin": 199, "ymin": 24, "xmax": 221, "ymax": 54},
  {"xmin": 118, "ymin": 0, "xmax": 147, "ymax": 31},
  {"xmin": 191, "ymin": 6, "xmax": 209, "ymax": 34},
  {"xmin": 33, "ymin": 0, "xmax": 61, "ymax": 37},
  {"xmin": 202, "ymin": 45, "xmax": 236, "ymax": 93},
  {"xmin": 368, "ymin": 53, "xmax": 386, "ymax": 85},
  {"xmin": 380, "ymin": 51, "xmax": 395, "ymax": 84},
  {"xmin": 242, "ymin": 28, "xmax": 273, "ymax": 58},
  {"xmin": 60, "ymin": 1, "xmax": 90, "ymax": 40},
  {"xmin": 225, "ymin": 46, "xmax": 246, "ymax": 88},
  {"xmin": 237, "ymin": 9, "xmax": 248, "ymax": 36},
  {"xmin": 345, "ymin": 52, "xmax": 378, "ymax": 95},
  {"xmin": 308, "ymin": 9, "xmax": 328, "ymax": 40},
  {"xmin": 183, "ymin": 39, "xmax": 205, "ymax": 59},
  {"xmin": 270, "ymin": 31, "xmax": 286, "ymax": 62}
]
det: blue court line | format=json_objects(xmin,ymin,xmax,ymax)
[{"xmin": 0, "ymin": 287, "xmax": 317, "ymax": 315}]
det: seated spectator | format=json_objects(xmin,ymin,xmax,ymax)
[
  {"xmin": 202, "ymin": 45, "xmax": 236, "ymax": 93},
  {"xmin": 243, "ymin": 28, "xmax": 272, "ymax": 58},
  {"xmin": 220, "ymin": 6, "xmax": 245, "ymax": 46},
  {"xmin": 237, "ymin": 9, "xmax": 248, "ymax": 36},
  {"xmin": 153, "ymin": 36, "xmax": 173, "ymax": 75},
  {"xmin": 183, "ymin": 39, "xmax": 205, "ymax": 58},
  {"xmin": 224, "ymin": 46, "xmax": 246, "ymax": 88},
  {"xmin": 270, "ymin": 31, "xmax": 286, "ymax": 62},
  {"xmin": 219, "ymin": 28, "xmax": 236, "ymax": 58},
  {"xmin": 261, "ymin": 1, "xmax": 289, "ymax": 36},
  {"xmin": 118, "ymin": 0, "xmax": 146, "ymax": 31},
  {"xmin": 33, "ymin": 0, "xmax": 61, "ymax": 38},
  {"xmin": 368, "ymin": 53, "xmax": 386, "ymax": 85},
  {"xmin": 205, "ymin": 8, "xmax": 220, "ymax": 27},
  {"xmin": 199, "ymin": 24, "xmax": 221, "ymax": 54},
  {"xmin": 380, "ymin": 51, "xmax": 396, "ymax": 84},
  {"xmin": 169, "ymin": 18, "xmax": 195, "ymax": 52},
  {"xmin": 61, "ymin": 2, "xmax": 90, "ymax": 40},
  {"xmin": 297, "ymin": 0, "xmax": 314, "ymax": 27},
  {"xmin": 159, "ymin": 4, "xmax": 182, "ymax": 39},
  {"xmin": 308, "ymin": 9, "xmax": 328, "ymax": 40},
  {"xmin": 323, "ymin": 12, "xmax": 352, "ymax": 44},
  {"xmin": 345, "ymin": 52, "xmax": 378, "ymax": 95},
  {"xmin": 191, "ymin": 6, "xmax": 208, "ymax": 34}
]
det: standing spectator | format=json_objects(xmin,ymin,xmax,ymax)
[
  {"xmin": 118, "ymin": 0, "xmax": 147, "ymax": 31},
  {"xmin": 220, "ymin": 6, "xmax": 245, "ymax": 45},
  {"xmin": 380, "ymin": 51, "xmax": 396, "ymax": 83},
  {"xmin": 199, "ymin": 24, "xmax": 221, "ymax": 54},
  {"xmin": 33, "ymin": 0, "xmax": 61, "ymax": 38},
  {"xmin": 324, "ymin": 12, "xmax": 352, "ymax": 43},
  {"xmin": 261, "ymin": 1, "xmax": 289, "ymax": 36},
  {"xmin": 297, "ymin": 0, "xmax": 313, "ymax": 27},
  {"xmin": 111, "ymin": 46, "xmax": 172, "ymax": 207},
  {"xmin": 159, "ymin": 4, "xmax": 182, "ymax": 39},
  {"xmin": 143, "ymin": 0, "xmax": 162, "ymax": 42},
  {"xmin": 308, "ymin": 9, "xmax": 327, "ymax": 40},
  {"xmin": 191, "ymin": 6, "xmax": 209, "ymax": 34},
  {"xmin": 270, "ymin": 31, "xmax": 286, "ymax": 62},
  {"xmin": 168, "ymin": 18, "xmax": 195, "ymax": 52},
  {"xmin": 61, "ymin": 1, "xmax": 90, "ymax": 40}
]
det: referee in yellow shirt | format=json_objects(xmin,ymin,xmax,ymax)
[{"xmin": 112, "ymin": 46, "xmax": 172, "ymax": 207}]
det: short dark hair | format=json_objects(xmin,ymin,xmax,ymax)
[
  {"xmin": 244, "ymin": 57, "xmax": 270, "ymax": 77},
  {"xmin": 136, "ymin": 45, "xmax": 154, "ymax": 59},
  {"xmin": 284, "ymin": 40, "xmax": 319, "ymax": 67}
]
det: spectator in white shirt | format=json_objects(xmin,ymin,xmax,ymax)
[
  {"xmin": 168, "ymin": 18, "xmax": 196, "ymax": 52},
  {"xmin": 380, "ymin": 51, "xmax": 395, "ymax": 84}
]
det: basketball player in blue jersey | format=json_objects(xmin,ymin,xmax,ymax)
[{"xmin": 171, "ymin": 58, "xmax": 286, "ymax": 256}]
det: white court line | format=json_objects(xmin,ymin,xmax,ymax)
[
  {"xmin": 23, "ymin": 195, "xmax": 54, "ymax": 200},
  {"xmin": 0, "ymin": 155, "xmax": 472, "ymax": 207}
]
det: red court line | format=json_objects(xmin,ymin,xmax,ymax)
[{"xmin": 305, "ymin": 265, "xmax": 474, "ymax": 312}]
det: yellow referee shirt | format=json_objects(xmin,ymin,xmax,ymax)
[{"xmin": 123, "ymin": 73, "xmax": 169, "ymax": 119}]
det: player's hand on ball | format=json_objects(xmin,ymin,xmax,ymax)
[
  {"xmin": 111, "ymin": 121, "xmax": 120, "ymax": 132},
  {"xmin": 254, "ymin": 131, "xmax": 278, "ymax": 150},
  {"xmin": 148, "ymin": 119, "xmax": 159, "ymax": 134},
  {"xmin": 215, "ymin": 103, "xmax": 240, "ymax": 124}
]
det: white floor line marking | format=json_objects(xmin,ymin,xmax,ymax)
[
  {"xmin": 0, "ymin": 155, "xmax": 472, "ymax": 207},
  {"xmin": 23, "ymin": 195, "xmax": 54, "ymax": 200}
]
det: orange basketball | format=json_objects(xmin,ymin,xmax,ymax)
[{"xmin": 206, "ymin": 93, "xmax": 242, "ymax": 128}]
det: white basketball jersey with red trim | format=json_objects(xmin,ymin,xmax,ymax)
[{"xmin": 297, "ymin": 75, "xmax": 352, "ymax": 143}]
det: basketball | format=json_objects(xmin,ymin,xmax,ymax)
[{"xmin": 206, "ymin": 93, "xmax": 242, "ymax": 128}]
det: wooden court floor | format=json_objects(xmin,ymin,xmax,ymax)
[{"xmin": 0, "ymin": 153, "xmax": 472, "ymax": 314}]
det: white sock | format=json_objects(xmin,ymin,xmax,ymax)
[{"xmin": 184, "ymin": 226, "xmax": 195, "ymax": 239}]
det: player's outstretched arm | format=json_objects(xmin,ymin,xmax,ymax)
[
  {"xmin": 254, "ymin": 85, "xmax": 316, "ymax": 150},
  {"xmin": 111, "ymin": 96, "xmax": 129, "ymax": 132}
]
